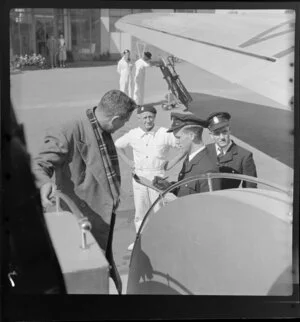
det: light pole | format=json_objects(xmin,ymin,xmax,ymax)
[
  {"xmin": 15, "ymin": 9, "xmax": 24, "ymax": 55},
  {"xmin": 89, "ymin": 9, "xmax": 92, "ymax": 51},
  {"xmin": 17, "ymin": 17, "xmax": 22, "ymax": 55}
]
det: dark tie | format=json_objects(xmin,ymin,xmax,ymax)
[
  {"xmin": 178, "ymin": 155, "xmax": 189, "ymax": 180},
  {"xmin": 217, "ymin": 148, "xmax": 224, "ymax": 163},
  {"xmin": 183, "ymin": 155, "xmax": 189, "ymax": 167}
]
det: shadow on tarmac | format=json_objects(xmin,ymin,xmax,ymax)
[
  {"xmin": 127, "ymin": 240, "xmax": 194, "ymax": 295},
  {"xmin": 65, "ymin": 61, "xmax": 117, "ymax": 69},
  {"xmin": 188, "ymin": 92, "xmax": 294, "ymax": 168}
]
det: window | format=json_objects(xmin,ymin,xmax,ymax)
[
  {"xmin": 71, "ymin": 9, "xmax": 92, "ymax": 47},
  {"xmin": 10, "ymin": 9, "xmax": 33, "ymax": 55},
  {"xmin": 54, "ymin": 9, "xmax": 65, "ymax": 37},
  {"xmin": 70, "ymin": 9, "xmax": 99, "ymax": 55}
]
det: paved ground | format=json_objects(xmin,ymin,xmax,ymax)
[{"xmin": 10, "ymin": 61, "xmax": 294, "ymax": 294}]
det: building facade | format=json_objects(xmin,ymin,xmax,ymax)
[{"xmin": 9, "ymin": 8, "xmax": 216, "ymax": 61}]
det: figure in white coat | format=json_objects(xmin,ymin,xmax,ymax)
[
  {"xmin": 117, "ymin": 49, "xmax": 133, "ymax": 97},
  {"xmin": 133, "ymin": 51, "xmax": 152, "ymax": 105},
  {"xmin": 115, "ymin": 105, "xmax": 187, "ymax": 251}
]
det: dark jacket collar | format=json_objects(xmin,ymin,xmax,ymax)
[
  {"xmin": 75, "ymin": 110, "xmax": 111, "ymax": 186},
  {"xmin": 187, "ymin": 147, "xmax": 208, "ymax": 167}
]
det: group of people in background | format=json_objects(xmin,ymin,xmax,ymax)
[
  {"xmin": 46, "ymin": 33, "xmax": 67, "ymax": 69},
  {"xmin": 117, "ymin": 49, "xmax": 159, "ymax": 106}
]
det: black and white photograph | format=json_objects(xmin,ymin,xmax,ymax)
[{"xmin": 3, "ymin": 3, "xmax": 299, "ymax": 319}]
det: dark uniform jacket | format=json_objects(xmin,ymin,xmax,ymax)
[
  {"xmin": 206, "ymin": 141, "xmax": 257, "ymax": 189},
  {"xmin": 175, "ymin": 147, "xmax": 221, "ymax": 197}
]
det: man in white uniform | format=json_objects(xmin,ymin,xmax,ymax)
[
  {"xmin": 133, "ymin": 51, "xmax": 153, "ymax": 105},
  {"xmin": 115, "ymin": 105, "xmax": 186, "ymax": 250},
  {"xmin": 117, "ymin": 49, "xmax": 133, "ymax": 97}
]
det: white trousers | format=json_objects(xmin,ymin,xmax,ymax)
[
  {"xmin": 132, "ymin": 178, "xmax": 161, "ymax": 233},
  {"xmin": 120, "ymin": 76, "xmax": 132, "ymax": 97},
  {"xmin": 133, "ymin": 82, "xmax": 145, "ymax": 105}
]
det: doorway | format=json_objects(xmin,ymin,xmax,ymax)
[{"xmin": 35, "ymin": 16, "xmax": 54, "ymax": 57}]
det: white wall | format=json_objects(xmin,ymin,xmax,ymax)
[{"xmin": 110, "ymin": 32, "xmax": 131, "ymax": 54}]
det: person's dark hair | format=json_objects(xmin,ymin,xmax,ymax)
[
  {"xmin": 98, "ymin": 90, "xmax": 137, "ymax": 119},
  {"xmin": 183, "ymin": 126, "xmax": 204, "ymax": 141},
  {"xmin": 144, "ymin": 51, "xmax": 152, "ymax": 59},
  {"xmin": 123, "ymin": 49, "xmax": 131, "ymax": 62}
]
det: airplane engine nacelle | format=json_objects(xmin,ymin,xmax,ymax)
[{"xmin": 127, "ymin": 189, "xmax": 293, "ymax": 295}]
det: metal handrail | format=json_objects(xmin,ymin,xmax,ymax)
[
  {"xmin": 136, "ymin": 173, "xmax": 293, "ymax": 238},
  {"xmin": 54, "ymin": 190, "xmax": 92, "ymax": 250},
  {"xmin": 163, "ymin": 173, "xmax": 292, "ymax": 195}
]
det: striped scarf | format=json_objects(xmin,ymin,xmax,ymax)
[{"xmin": 86, "ymin": 108, "xmax": 121, "ymax": 210}]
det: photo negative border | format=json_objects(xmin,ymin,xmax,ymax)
[{"xmin": 1, "ymin": 0, "xmax": 299, "ymax": 320}]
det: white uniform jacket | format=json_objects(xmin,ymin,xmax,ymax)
[
  {"xmin": 117, "ymin": 57, "xmax": 133, "ymax": 97},
  {"xmin": 133, "ymin": 58, "xmax": 150, "ymax": 105}
]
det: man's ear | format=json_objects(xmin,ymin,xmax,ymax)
[
  {"xmin": 111, "ymin": 115, "xmax": 120, "ymax": 122},
  {"xmin": 189, "ymin": 132, "xmax": 195, "ymax": 141},
  {"xmin": 110, "ymin": 115, "xmax": 121, "ymax": 126}
]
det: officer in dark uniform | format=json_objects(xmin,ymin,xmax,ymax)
[
  {"xmin": 153, "ymin": 112, "xmax": 221, "ymax": 196},
  {"xmin": 206, "ymin": 112, "xmax": 257, "ymax": 189}
]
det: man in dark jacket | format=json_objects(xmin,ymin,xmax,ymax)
[
  {"xmin": 153, "ymin": 112, "xmax": 221, "ymax": 197},
  {"xmin": 206, "ymin": 111, "xmax": 257, "ymax": 189}
]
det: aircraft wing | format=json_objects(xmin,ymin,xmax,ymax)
[{"xmin": 116, "ymin": 12, "xmax": 295, "ymax": 108}]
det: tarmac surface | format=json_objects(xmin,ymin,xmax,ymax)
[{"xmin": 10, "ymin": 61, "xmax": 294, "ymax": 294}]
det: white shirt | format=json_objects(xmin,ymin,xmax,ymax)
[
  {"xmin": 134, "ymin": 58, "xmax": 150, "ymax": 83},
  {"xmin": 59, "ymin": 38, "xmax": 65, "ymax": 47},
  {"xmin": 188, "ymin": 146, "xmax": 206, "ymax": 162},
  {"xmin": 215, "ymin": 141, "xmax": 233, "ymax": 156},
  {"xmin": 115, "ymin": 126, "xmax": 178, "ymax": 175},
  {"xmin": 117, "ymin": 57, "xmax": 133, "ymax": 80}
]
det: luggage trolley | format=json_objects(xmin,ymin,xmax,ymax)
[{"xmin": 159, "ymin": 56, "xmax": 193, "ymax": 111}]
